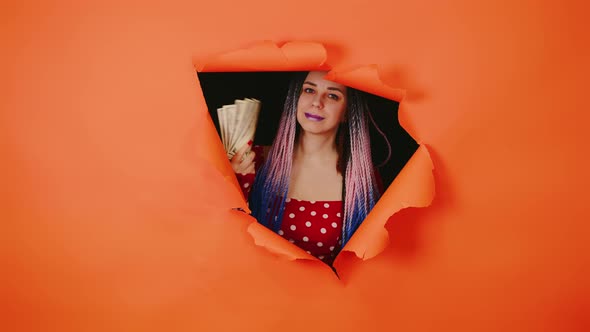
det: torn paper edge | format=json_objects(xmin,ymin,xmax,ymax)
[
  {"xmin": 196, "ymin": 40, "xmax": 329, "ymax": 72},
  {"xmin": 337, "ymin": 145, "xmax": 435, "ymax": 262},
  {"xmin": 194, "ymin": 41, "xmax": 435, "ymax": 264}
]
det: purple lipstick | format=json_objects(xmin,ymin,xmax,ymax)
[{"xmin": 304, "ymin": 112, "xmax": 325, "ymax": 121}]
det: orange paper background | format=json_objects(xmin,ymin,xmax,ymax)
[{"xmin": 2, "ymin": 1, "xmax": 590, "ymax": 331}]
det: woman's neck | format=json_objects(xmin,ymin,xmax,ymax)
[{"xmin": 295, "ymin": 131, "xmax": 338, "ymax": 163}]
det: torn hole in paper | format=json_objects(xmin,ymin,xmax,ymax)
[{"xmin": 193, "ymin": 41, "xmax": 435, "ymax": 273}]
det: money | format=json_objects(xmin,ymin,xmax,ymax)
[{"xmin": 217, "ymin": 98, "xmax": 261, "ymax": 159}]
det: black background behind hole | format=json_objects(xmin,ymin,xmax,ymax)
[{"xmin": 197, "ymin": 71, "xmax": 418, "ymax": 190}]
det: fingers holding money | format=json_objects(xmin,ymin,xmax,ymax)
[{"xmin": 230, "ymin": 140, "xmax": 255, "ymax": 175}]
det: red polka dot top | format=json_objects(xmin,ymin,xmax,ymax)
[
  {"xmin": 236, "ymin": 146, "xmax": 343, "ymax": 265},
  {"xmin": 278, "ymin": 198, "xmax": 343, "ymax": 265}
]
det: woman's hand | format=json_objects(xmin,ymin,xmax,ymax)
[{"xmin": 230, "ymin": 141, "xmax": 255, "ymax": 175}]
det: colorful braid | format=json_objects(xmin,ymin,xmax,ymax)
[
  {"xmin": 341, "ymin": 88, "xmax": 380, "ymax": 245},
  {"xmin": 249, "ymin": 73, "xmax": 305, "ymax": 231}
]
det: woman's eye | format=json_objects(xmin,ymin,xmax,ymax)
[
  {"xmin": 328, "ymin": 94, "xmax": 340, "ymax": 101},
  {"xmin": 303, "ymin": 87, "xmax": 315, "ymax": 94}
]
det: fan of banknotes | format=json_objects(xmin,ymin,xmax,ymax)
[{"xmin": 217, "ymin": 98, "xmax": 261, "ymax": 159}]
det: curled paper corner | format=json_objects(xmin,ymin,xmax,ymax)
[
  {"xmin": 324, "ymin": 65, "xmax": 406, "ymax": 102},
  {"xmin": 195, "ymin": 40, "xmax": 329, "ymax": 72},
  {"xmin": 247, "ymin": 222, "xmax": 313, "ymax": 261},
  {"xmin": 338, "ymin": 145, "xmax": 435, "ymax": 261}
]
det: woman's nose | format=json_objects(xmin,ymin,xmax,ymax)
[{"xmin": 311, "ymin": 94, "xmax": 323, "ymax": 108}]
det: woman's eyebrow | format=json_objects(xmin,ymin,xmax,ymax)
[
  {"xmin": 327, "ymin": 87, "xmax": 344, "ymax": 93},
  {"xmin": 304, "ymin": 81, "xmax": 344, "ymax": 94}
]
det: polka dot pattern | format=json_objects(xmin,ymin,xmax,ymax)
[
  {"xmin": 277, "ymin": 197, "xmax": 343, "ymax": 265},
  {"xmin": 234, "ymin": 146, "xmax": 344, "ymax": 265}
]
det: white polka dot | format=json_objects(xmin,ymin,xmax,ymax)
[
  {"xmin": 289, "ymin": 239, "xmax": 295, "ymax": 243},
  {"xmin": 324, "ymin": 203, "xmax": 330, "ymax": 208},
  {"xmin": 329, "ymin": 246, "xmax": 335, "ymax": 251},
  {"xmin": 289, "ymin": 213, "xmax": 295, "ymax": 218},
  {"xmin": 299, "ymin": 206, "xmax": 305, "ymax": 211},
  {"xmin": 310, "ymin": 201, "xmax": 316, "ymax": 204},
  {"xmin": 243, "ymin": 182, "xmax": 250, "ymax": 188},
  {"xmin": 306, "ymin": 251, "xmax": 311, "ymax": 254},
  {"xmin": 323, "ymin": 214, "xmax": 328, "ymax": 219},
  {"xmin": 336, "ymin": 212, "xmax": 341, "ymax": 217},
  {"xmin": 311, "ymin": 211, "xmax": 317, "ymax": 216},
  {"xmin": 278, "ymin": 230, "xmax": 284, "ymax": 235},
  {"xmin": 317, "ymin": 242, "xmax": 323, "ymax": 247},
  {"xmin": 320, "ymin": 228, "xmax": 327, "ymax": 234},
  {"xmin": 286, "ymin": 198, "xmax": 291, "ymax": 202},
  {"xmin": 303, "ymin": 236, "xmax": 309, "ymax": 242},
  {"xmin": 305, "ymin": 221, "xmax": 312, "ymax": 227},
  {"xmin": 290, "ymin": 225, "xmax": 296, "ymax": 231},
  {"xmin": 319, "ymin": 256, "xmax": 325, "ymax": 260},
  {"xmin": 331, "ymin": 222, "xmax": 338, "ymax": 228}
]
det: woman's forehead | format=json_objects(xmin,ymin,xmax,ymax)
[{"xmin": 304, "ymin": 71, "xmax": 347, "ymax": 91}]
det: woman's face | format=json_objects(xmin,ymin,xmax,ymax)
[{"xmin": 296, "ymin": 71, "xmax": 347, "ymax": 137}]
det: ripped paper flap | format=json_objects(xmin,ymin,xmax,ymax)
[
  {"xmin": 196, "ymin": 41, "xmax": 328, "ymax": 72},
  {"xmin": 339, "ymin": 145, "xmax": 435, "ymax": 260}
]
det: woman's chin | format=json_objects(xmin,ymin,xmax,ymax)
[{"xmin": 300, "ymin": 125, "xmax": 337, "ymax": 137}]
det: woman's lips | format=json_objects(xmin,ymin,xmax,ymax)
[{"xmin": 304, "ymin": 112, "xmax": 325, "ymax": 121}]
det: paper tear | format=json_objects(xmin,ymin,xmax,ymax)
[
  {"xmin": 338, "ymin": 145, "xmax": 435, "ymax": 261},
  {"xmin": 247, "ymin": 222, "xmax": 311, "ymax": 261},
  {"xmin": 324, "ymin": 65, "xmax": 406, "ymax": 102},
  {"xmin": 196, "ymin": 41, "xmax": 329, "ymax": 72},
  {"xmin": 195, "ymin": 42, "xmax": 435, "ymax": 267}
]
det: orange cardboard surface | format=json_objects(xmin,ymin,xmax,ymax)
[{"xmin": 2, "ymin": 1, "xmax": 590, "ymax": 331}]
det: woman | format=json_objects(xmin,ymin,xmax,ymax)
[{"xmin": 231, "ymin": 71, "xmax": 381, "ymax": 265}]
